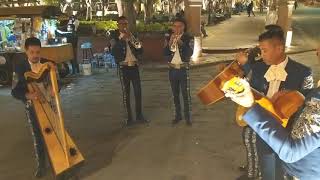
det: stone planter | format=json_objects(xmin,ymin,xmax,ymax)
[{"xmin": 138, "ymin": 31, "xmax": 166, "ymax": 64}]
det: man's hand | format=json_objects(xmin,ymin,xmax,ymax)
[
  {"xmin": 119, "ymin": 32, "xmax": 130, "ymax": 40},
  {"xmin": 177, "ymin": 39, "xmax": 183, "ymax": 46},
  {"xmin": 222, "ymin": 78, "xmax": 254, "ymax": 108},
  {"xmin": 47, "ymin": 62, "xmax": 56, "ymax": 70},
  {"xmin": 236, "ymin": 51, "xmax": 248, "ymax": 65},
  {"xmin": 270, "ymin": 90, "xmax": 290, "ymax": 103},
  {"xmin": 26, "ymin": 92, "xmax": 40, "ymax": 100}
]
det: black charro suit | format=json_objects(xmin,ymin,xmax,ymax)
[
  {"xmin": 109, "ymin": 30, "xmax": 145, "ymax": 124},
  {"xmin": 164, "ymin": 32, "xmax": 193, "ymax": 123}
]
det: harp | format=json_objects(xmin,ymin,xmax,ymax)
[{"xmin": 24, "ymin": 62, "xmax": 84, "ymax": 176}]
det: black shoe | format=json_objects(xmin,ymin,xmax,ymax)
[
  {"xmin": 126, "ymin": 120, "xmax": 135, "ymax": 126},
  {"xmin": 172, "ymin": 118, "xmax": 182, "ymax": 125},
  {"xmin": 34, "ymin": 167, "xmax": 46, "ymax": 178},
  {"xmin": 136, "ymin": 115, "xmax": 149, "ymax": 123},
  {"xmin": 238, "ymin": 165, "xmax": 247, "ymax": 172},
  {"xmin": 186, "ymin": 120, "xmax": 192, "ymax": 126},
  {"xmin": 236, "ymin": 174, "xmax": 255, "ymax": 180}
]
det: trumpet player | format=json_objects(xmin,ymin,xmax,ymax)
[
  {"xmin": 109, "ymin": 16, "xmax": 147, "ymax": 126},
  {"xmin": 164, "ymin": 18, "xmax": 194, "ymax": 126}
]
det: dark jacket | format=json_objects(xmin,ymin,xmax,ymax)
[
  {"xmin": 109, "ymin": 30, "xmax": 143, "ymax": 64},
  {"xmin": 11, "ymin": 58, "xmax": 57, "ymax": 103},
  {"xmin": 243, "ymin": 88, "xmax": 320, "ymax": 180},
  {"xmin": 163, "ymin": 32, "xmax": 194, "ymax": 63},
  {"xmin": 242, "ymin": 57, "xmax": 314, "ymax": 96}
]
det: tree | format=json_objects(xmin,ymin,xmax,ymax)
[
  {"xmin": 115, "ymin": 0, "xmax": 124, "ymax": 16},
  {"xmin": 115, "ymin": 0, "xmax": 137, "ymax": 31},
  {"xmin": 144, "ymin": 0, "xmax": 154, "ymax": 22},
  {"xmin": 123, "ymin": 0, "xmax": 136, "ymax": 31}
]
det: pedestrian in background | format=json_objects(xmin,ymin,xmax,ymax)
[{"xmin": 247, "ymin": 1, "xmax": 255, "ymax": 17}]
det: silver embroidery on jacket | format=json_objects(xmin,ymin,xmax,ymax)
[
  {"xmin": 302, "ymin": 75, "xmax": 314, "ymax": 90},
  {"xmin": 291, "ymin": 97, "xmax": 320, "ymax": 139}
]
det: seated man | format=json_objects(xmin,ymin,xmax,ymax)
[{"xmin": 223, "ymin": 78, "xmax": 320, "ymax": 180}]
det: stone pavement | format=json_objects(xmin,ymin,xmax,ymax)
[
  {"xmin": 202, "ymin": 5, "xmax": 319, "ymax": 53},
  {"xmin": 202, "ymin": 13, "xmax": 265, "ymax": 51}
]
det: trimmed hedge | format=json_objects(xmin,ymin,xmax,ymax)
[
  {"xmin": 136, "ymin": 22, "xmax": 171, "ymax": 32},
  {"xmin": 79, "ymin": 20, "xmax": 170, "ymax": 32},
  {"xmin": 79, "ymin": 20, "xmax": 118, "ymax": 31}
]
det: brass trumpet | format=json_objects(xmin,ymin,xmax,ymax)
[
  {"xmin": 170, "ymin": 34, "xmax": 182, "ymax": 52},
  {"xmin": 124, "ymin": 28, "xmax": 142, "ymax": 49},
  {"xmin": 129, "ymin": 33, "xmax": 142, "ymax": 49}
]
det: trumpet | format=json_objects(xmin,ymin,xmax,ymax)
[
  {"xmin": 129, "ymin": 33, "xmax": 142, "ymax": 49},
  {"xmin": 170, "ymin": 33, "xmax": 182, "ymax": 52},
  {"xmin": 123, "ymin": 28, "xmax": 142, "ymax": 49}
]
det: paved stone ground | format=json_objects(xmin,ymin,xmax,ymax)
[{"xmin": 202, "ymin": 6, "xmax": 320, "ymax": 53}]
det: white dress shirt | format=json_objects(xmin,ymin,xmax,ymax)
[
  {"xmin": 124, "ymin": 41, "xmax": 137, "ymax": 65},
  {"xmin": 264, "ymin": 57, "xmax": 289, "ymax": 98},
  {"xmin": 171, "ymin": 49, "xmax": 183, "ymax": 65},
  {"xmin": 28, "ymin": 60, "xmax": 42, "ymax": 73}
]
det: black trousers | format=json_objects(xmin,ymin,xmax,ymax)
[
  {"xmin": 119, "ymin": 65, "xmax": 143, "ymax": 121},
  {"xmin": 25, "ymin": 102, "xmax": 46, "ymax": 170},
  {"xmin": 242, "ymin": 126, "xmax": 260, "ymax": 178},
  {"xmin": 257, "ymin": 135, "xmax": 285, "ymax": 180},
  {"xmin": 71, "ymin": 48, "xmax": 80, "ymax": 74},
  {"xmin": 169, "ymin": 68, "xmax": 191, "ymax": 121},
  {"xmin": 243, "ymin": 126, "xmax": 286, "ymax": 180}
]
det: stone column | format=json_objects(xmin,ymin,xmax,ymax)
[
  {"xmin": 185, "ymin": 0, "xmax": 202, "ymax": 60},
  {"xmin": 277, "ymin": 0, "xmax": 294, "ymax": 46}
]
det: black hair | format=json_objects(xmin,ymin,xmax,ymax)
[
  {"xmin": 117, "ymin": 16, "xmax": 127, "ymax": 22},
  {"xmin": 259, "ymin": 25, "xmax": 285, "ymax": 45},
  {"xmin": 25, "ymin": 37, "xmax": 41, "ymax": 49},
  {"xmin": 172, "ymin": 17, "xmax": 187, "ymax": 32},
  {"xmin": 264, "ymin": 24, "xmax": 283, "ymax": 31}
]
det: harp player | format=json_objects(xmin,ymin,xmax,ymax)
[{"xmin": 11, "ymin": 37, "xmax": 57, "ymax": 178}]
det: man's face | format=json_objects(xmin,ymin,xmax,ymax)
[
  {"xmin": 259, "ymin": 39, "xmax": 284, "ymax": 65},
  {"xmin": 26, "ymin": 45, "xmax": 41, "ymax": 63},
  {"xmin": 67, "ymin": 25, "xmax": 73, "ymax": 32},
  {"xmin": 117, "ymin": 19, "xmax": 128, "ymax": 32},
  {"xmin": 172, "ymin": 21, "xmax": 185, "ymax": 34}
]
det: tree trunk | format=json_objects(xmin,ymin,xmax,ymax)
[
  {"xmin": 123, "ymin": 0, "xmax": 136, "ymax": 32},
  {"xmin": 144, "ymin": 0, "xmax": 154, "ymax": 23},
  {"xmin": 135, "ymin": 0, "xmax": 141, "ymax": 16},
  {"xmin": 115, "ymin": 0, "xmax": 124, "ymax": 16}
]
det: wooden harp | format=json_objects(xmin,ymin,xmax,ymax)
[{"xmin": 24, "ymin": 62, "xmax": 84, "ymax": 177}]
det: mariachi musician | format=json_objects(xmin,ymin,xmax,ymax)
[
  {"xmin": 109, "ymin": 16, "xmax": 148, "ymax": 126},
  {"xmin": 11, "ymin": 37, "xmax": 53, "ymax": 178},
  {"xmin": 164, "ymin": 18, "xmax": 193, "ymax": 126},
  {"xmin": 236, "ymin": 25, "xmax": 314, "ymax": 180}
]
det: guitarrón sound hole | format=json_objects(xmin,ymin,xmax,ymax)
[
  {"xmin": 44, "ymin": 127, "xmax": 52, "ymax": 134},
  {"xmin": 69, "ymin": 148, "xmax": 77, "ymax": 156}
]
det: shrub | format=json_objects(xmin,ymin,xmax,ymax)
[{"xmin": 79, "ymin": 20, "xmax": 117, "ymax": 31}]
